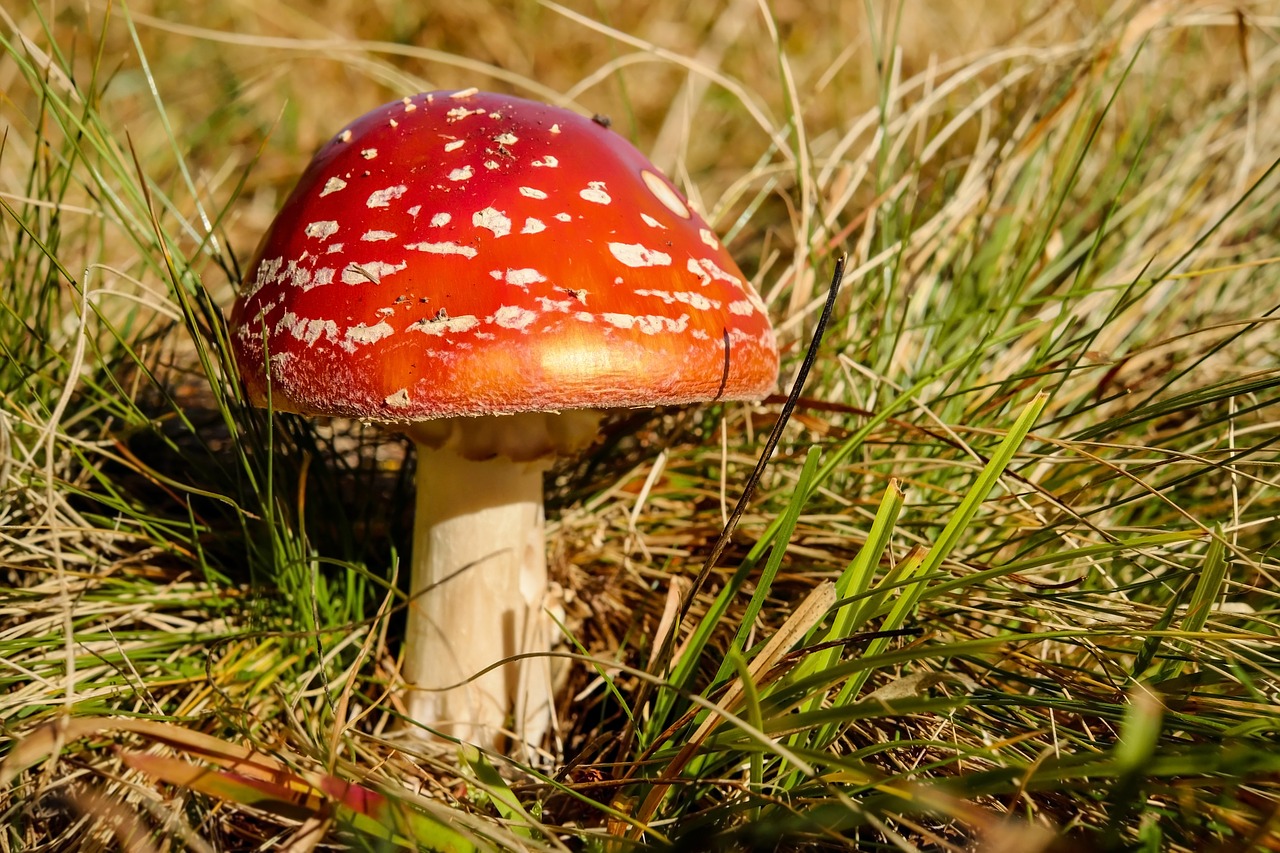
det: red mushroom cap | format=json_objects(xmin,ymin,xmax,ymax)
[{"xmin": 230, "ymin": 89, "xmax": 778, "ymax": 420}]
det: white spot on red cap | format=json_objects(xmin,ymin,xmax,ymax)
[
  {"xmin": 450, "ymin": 87, "xmax": 480, "ymax": 99},
  {"xmin": 406, "ymin": 240, "xmax": 478, "ymax": 259},
  {"xmin": 641, "ymin": 213, "xmax": 665, "ymax": 229},
  {"xmin": 521, "ymin": 218, "xmax": 546, "ymax": 234},
  {"xmin": 473, "ymin": 207, "xmax": 511, "ymax": 237},
  {"xmin": 408, "ymin": 205, "xmax": 422, "ymax": 217},
  {"xmin": 532, "ymin": 155, "xmax": 559, "ymax": 168},
  {"xmin": 519, "ymin": 187, "xmax": 548, "ymax": 199},
  {"xmin": 536, "ymin": 297, "xmax": 573, "ymax": 312},
  {"xmin": 448, "ymin": 165, "xmax": 474, "ymax": 181},
  {"xmin": 446, "ymin": 107, "xmax": 485, "ymax": 121},
  {"xmin": 255, "ymin": 257, "xmax": 283, "ymax": 287},
  {"xmin": 286, "ymin": 262, "xmax": 311, "ymax": 289},
  {"xmin": 728, "ymin": 299, "xmax": 755, "ymax": 316},
  {"xmin": 636, "ymin": 289, "xmax": 720, "ymax": 311},
  {"xmin": 495, "ymin": 132, "xmax": 519, "ymax": 145},
  {"xmin": 361, "ymin": 230, "xmax": 396, "ymax": 241},
  {"xmin": 341, "ymin": 260, "xmax": 406, "ymax": 284},
  {"xmin": 305, "ymin": 221, "xmax": 339, "ymax": 240},
  {"xmin": 483, "ymin": 160, "xmax": 501, "ymax": 170},
  {"xmin": 728, "ymin": 328, "xmax": 761, "ymax": 347},
  {"xmin": 554, "ymin": 213, "xmax": 572, "ymax": 222},
  {"xmin": 277, "ymin": 311, "xmax": 338, "ymax": 345},
  {"xmin": 642, "ymin": 169, "xmax": 691, "ymax": 218},
  {"xmin": 550, "ymin": 124, "xmax": 561, "ymax": 134},
  {"xmin": 601, "ymin": 313, "xmax": 690, "ymax": 335},
  {"xmin": 687, "ymin": 257, "xmax": 710, "ymax": 286},
  {"xmin": 580, "ymin": 181, "xmax": 611, "ymax": 205},
  {"xmin": 339, "ymin": 129, "xmax": 353, "ymax": 143},
  {"xmin": 609, "ymin": 242, "xmax": 672, "ymax": 268},
  {"xmin": 430, "ymin": 212, "xmax": 451, "ymax": 227},
  {"xmin": 499, "ymin": 268, "xmax": 546, "ymax": 287},
  {"xmin": 320, "ymin": 177, "xmax": 347, "ymax": 197},
  {"xmin": 367, "ymin": 185, "xmax": 407, "ymax": 208},
  {"xmin": 444, "ymin": 139, "xmax": 466, "ymax": 152},
  {"xmin": 386, "ymin": 388, "xmax": 412, "ymax": 407},
  {"xmin": 490, "ymin": 305, "xmax": 537, "ymax": 330},
  {"xmin": 687, "ymin": 256, "xmax": 743, "ymax": 287},
  {"xmin": 699, "ymin": 228, "xmax": 719, "ymax": 249},
  {"xmin": 361, "ymin": 148, "xmax": 378, "ymax": 160},
  {"xmin": 411, "ymin": 314, "xmax": 480, "ymax": 336},
  {"xmin": 344, "ymin": 320, "xmax": 394, "ymax": 347}
]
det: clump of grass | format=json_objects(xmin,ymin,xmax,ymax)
[{"xmin": 2, "ymin": 1, "xmax": 1278, "ymax": 850}]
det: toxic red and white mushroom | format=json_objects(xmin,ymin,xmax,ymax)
[{"xmin": 229, "ymin": 89, "xmax": 778, "ymax": 750}]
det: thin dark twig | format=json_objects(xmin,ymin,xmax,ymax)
[
  {"xmin": 679, "ymin": 253, "xmax": 847, "ymax": 625},
  {"xmin": 713, "ymin": 327, "xmax": 732, "ymax": 402},
  {"xmin": 613, "ymin": 253, "xmax": 846, "ymax": 767}
]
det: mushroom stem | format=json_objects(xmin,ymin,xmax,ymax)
[{"xmin": 402, "ymin": 445, "xmax": 553, "ymax": 750}]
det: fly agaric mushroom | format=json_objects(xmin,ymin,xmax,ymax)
[{"xmin": 229, "ymin": 89, "xmax": 778, "ymax": 750}]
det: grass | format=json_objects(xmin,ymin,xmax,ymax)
[{"xmin": 2, "ymin": 0, "xmax": 1279, "ymax": 849}]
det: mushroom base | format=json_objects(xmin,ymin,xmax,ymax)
[{"xmin": 400, "ymin": 444, "xmax": 559, "ymax": 753}]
